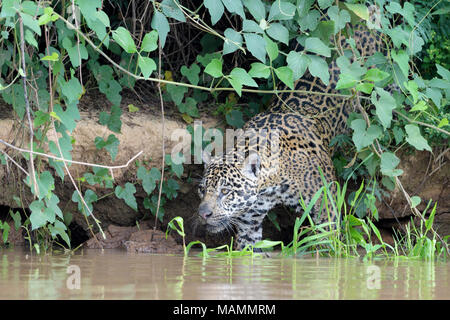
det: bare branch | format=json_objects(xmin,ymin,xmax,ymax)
[{"xmin": 0, "ymin": 138, "xmax": 143, "ymax": 170}]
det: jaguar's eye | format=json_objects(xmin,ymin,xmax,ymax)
[{"xmin": 221, "ymin": 189, "xmax": 230, "ymax": 195}]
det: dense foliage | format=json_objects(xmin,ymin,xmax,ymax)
[{"xmin": 0, "ymin": 0, "xmax": 448, "ymax": 254}]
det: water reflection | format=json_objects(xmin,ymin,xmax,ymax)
[{"xmin": 0, "ymin": 248, "xmax": 448, "ymax": 299}]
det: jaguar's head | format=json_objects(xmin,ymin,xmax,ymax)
[{"xmin": 197, "ymin": 152, "xmax": 261, "ymax": 233}]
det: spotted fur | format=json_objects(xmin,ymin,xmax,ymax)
[{"xmin": 198, "ymin": 24, "xmax": 386, "ymax": 250}]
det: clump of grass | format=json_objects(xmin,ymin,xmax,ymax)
[
  {"xmin": 391, "ymin": 202, "xmax": 449, "ymax": 260},
  {"xmin": 278, "ymin": 175, "xmax": 448, "ymax": 260}
]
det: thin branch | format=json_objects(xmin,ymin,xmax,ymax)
[
  {"xmin": 394, "ymin": 110, "xmax": 450, "ymax": 136},
  {"xmin": 45, "ymin": 24, "xmax": 104, "ymax": 243},
  {"xmin": 54, "ymin": 13, "xmax": 356, "ymax": 100},
  {"xmin": 18, "ymin": 14, "xmax": 38, "ymax": 197},
  {"xmin": 394, "ymin": 176, "xmax": 449, "ymax": 255},
  {"xmin": 0, "ymin": 138, "xmax": 143, "ymax": 170},
  {"xmin": 0, "ymin": 149, "xmax": 30, "ymax": 176},
  {"xmin": 70, "ymin": 0, "xmax": 83, "ymax": 85},
  {"xmin": 154, "ymin": 37, "xmax": 165, "ymax": 231}
]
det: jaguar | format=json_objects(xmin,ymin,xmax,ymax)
[{"xmin": 197, "ymin": 21, "xmax": 387, "ymax": 250}]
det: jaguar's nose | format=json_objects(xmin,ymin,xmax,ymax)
[{"xmin": 198, "ymin": 202, "xmax": 213, "ymax": 220}]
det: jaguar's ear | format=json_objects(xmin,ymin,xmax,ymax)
[
  {"xmin": 202, "ymin": 149, "xmax": 211, "ymax": 167},
  {"xmin": 243, "ymin": 152, "xmax": 261, "ymax": 180}
]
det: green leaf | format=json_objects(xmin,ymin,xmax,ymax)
[
  {"xmin": 59, "ymin": 77, "xmax": 83, "ymax": 104},
  {"xmin": 165, "ymin": 154, "xmax": 184, "ymax": 178},
  {"xmin": 405, "ymin": 80, "xmax": 419, "ymax": 104},
  {"xmin": 304, "ymin": 37, "xmax": 331, "ymax": 57},
  {"xmin": 311, "ymin": 20, "xmax": 335, "ymax": 44},
  {"xmin": 363, "ymin": 68, "xmax": 390, "ymax": 82},
  {"xmin": 392, "ymin": 50, "xmax": 409, "ymax": 77},
  {"xmin": 268, "ymin": 0, "xmax": 296, "ymax": 21},
  {"xmin": 34, "ymin": 110, "xmax": 50, "ymax": 127},
  {"xmin": 138, "ymin": 55, "xmax": 156, "ymax": 78},
  {"xmin": 72, "ymin": 189, "xmax": 98, "ymax": 216},
  {"xmin": 164, "ymin": 179, "xmax": 179, "ymax": 200},
  {"xmin": 344, "ymin": 3, "xmax": 369, "ymax": 21},
  {"xmin": 228, "ymin": 78, "xmax": 243, "ymax": 96},
  {"xmin": 297, "ymin": 9, "xmax": 320, "ymax": 32},
  {"xmin": 180, "ymin": 63, "xmax": 200, "ymax": 85},
  {"xmin": 128, "ymin": 104, "xmax": 139, "ymax": 113},
  {"xmin": 49, "ymin": 133, "xmax": 73, "ymax": 163},
  {"xmin": 274, "ymin": 66, "xmax": 294, "ymax": 89},
  {"xmin": 178, "ymin": 97, "xmax": 199, "ymax": 117},
  {"xmin": 438, "ymin": 118, "xmax": 449, "ymax": 128},
  {"xmin": 46, "ymin": 193, "xmax": 63, "ymax": 220},
  {"xmin": 140, "ymin": 30, "xmax": 158, "ymax": 52},
  {"xmin": 380, "ymin": 152, "xmax": 403, "ymax": 177},
  {"xmin": 0, "ymin": 221, "xmax": 10, "ymax": 243},
  {"xmin": 350, "ymin": 119, "xmax": 382, "ymax": 151},
  {"xmin": 336, "ymin": 56, "xmax": 366, "ymax": 79},
  {"xmin": 41, "ymin": 52, "xmax": 59, "ymax": 61},
  {"xmin": 196, "ymin": 52, "xmax": 222, "ymax": 67},
  {"xmin": 371, "ymin": 88, "xmax": 396, "ymax": 129},
  {"xmin": 49, "ymin": 221, "xmax": 71, "ymax": 248},
  {"xmin": 166, "ymin": 84, "xmax": 188, "ymax": 105},
  {"xmin": 386, "ymin": 26, "xmax": 409, "ymax": 48},
  {"xmin": 112, "ymin": 26, "xmax": 137, "ymax": 53},
  {"xmin": 95, "ymin": 10, "xmax": 110, "ymax": 27},
  {"xmin": 38, "ymin": 7, "xmax": 56, "ymax": 25},
  {"xmin": 29, "ymin": 200, "xmax": 48, "ymax": 230},
  {"xmin": 266, "ymin": 23, "xmax": 289, "ymax": 45},
  {"xmin": 221, "ymin": 0, "xmax": 245, "ymax": 18},
  {"xmin": 223, "ymin": 28, "xmax": 243, "ymax": 55},
  {"xmin": 10, "ymin": 210, "xmax": 21, "ymax": 231},
  {"xmin": 65, "ymin": 42, "xmax": 88, "ymax": 68},
  {"xmin": 355, "ymin": 82, "xmax": 374, "ymax": 94},
  {"xmin": 204, "ymin": 59, "xmax": 223, "ymax": 78},
  {"xmin": 242, "ymin": 20, "xmax": 263, "ymax": 33},
  {"xmin": 264, "ymin": 34, "xmax": 278, "ymax": 61},
  {"xmin": 86, "ymin": 15, "xmax": 109, "ymax": 48},
  {"xmin": 385, "ymin": 2, "xmax": 415, "ymax": 27},
  {"xmin": 21, "ymin": 12, "xmax": 41, "ymax": 35},
  {"xmin": 244, "ymin": 33, "xmax": 266, "ymax": 63},
  {"xmin": 425, "ymin": 87, "xmax": 442, "ymax": 109},
  {"xmin": 243, "ymin": 0, "xmax": 266, "ymax": 21},
  {"xmin": 166, "ymin": 216, "xmax": 185, "ymax": 238},
  {"xmin": 318, "ymin": 0, "xmax": 333, "ymax": 9},
  {"xmin": 410, "ymin": 196, "xmax": 421, "ymax": 209},
  {"xmin": 137, "ymin": 166, "xmax": 161, "ymax": 195},
  {"xmin": 248, "ymin": 62, "xmax": 271, "ymax": 78},
  {"xmin": 33, "ymin": 171, "xmax": 55, "ymax": 200},
  {"xmin": 436, "ymin": 64, "xmax": 450, "ymax": 82},
  {"xmin": 287, "ymin": 51, "xmax": 310, "ymax": 80},
  {"xmin": 228, "ymin": 68, "xmax": 258, "ymax": 96},
  {"xmin": 99, "ymin": 104, "xmax": 122, "ymax": 133},
  {"xmin": 296, "ymin": 0, "xmax": 314, "ymax": 17},
  {"xmin": 151, "ymin": 11, "xmax": 170, "ymax": 47},
  {"xmin": 115, "ymin": 183, "xmax": 137, "ymax": 211},
  {"xmin": 327, "ymin": 6, "xmax": 350, "ymax": 34},
  {"xmin": 405, "ymin": 124, "xmax": 432, "ymax": 152},
  {"xmin": 25, "ymin": 29, "xmax": 38, "ymax": 48},
  {"xmin": 204, "ymin": 0, "xmax": 224, "ymax": 25},
  {"xmin": 308, "ymin": 55, "xmax": 329, "ymax": 85},
  {"xmin": 94, "ymin": 134, "xmax": 120, "ymax": 161},
  {"xmin": 76, "ymin": 0, "xmax": 101, "ymax": 22},
  {"xmin": 336, "ymin": 73, "xmax": 358, "ymax": 90},
  {"xmin": 161, "ymin": 0, "xmax": 186, "ymax": 22},
  {"xmin": 226, "ymin": 109, "xmax": 245, "ymax": 128}
]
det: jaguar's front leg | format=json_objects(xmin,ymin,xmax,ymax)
[{"xmin": 234, "ymin": 207, "xmax": 267, "ymax": 251}]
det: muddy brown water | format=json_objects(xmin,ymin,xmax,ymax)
[{"xmin": 0, "ymin": 248, "xmax": 448, "ymax": 300}]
